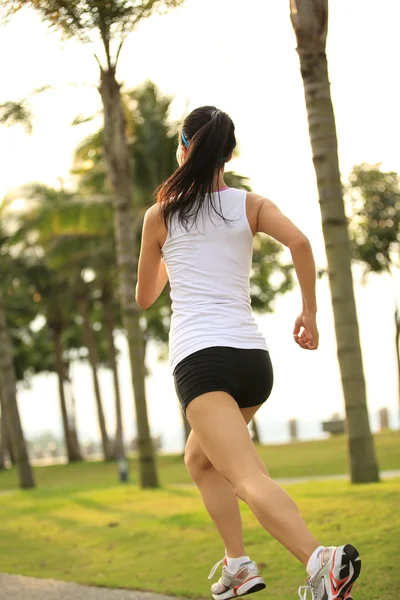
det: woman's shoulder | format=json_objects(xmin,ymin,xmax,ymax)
[
  {"xmin": 244, "ymin": 192, "xmax": 273, "ymax": 235},
  {"xmin": 145, "ymin": 202, "xmax": 166, "ymax": 225},
  {"xmin": 144, "ymin": 202, "xmax": 168, "ymax": 245}
]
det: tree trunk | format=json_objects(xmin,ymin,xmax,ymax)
[
  {"xmin": 0, "ymin": 404, "xmax": 15, "ymax": 467},
  {"xmin": 64, "ymin": 363, "xmax": 82, "ymax": 459},
  {"xmin": 77, "ymin": 296, "xmax": 111, "ymax": 461},
  {"xmin": 182, "ymin": 411, "xmax": 191, "ymax": 446},
  {"xmin": 53, "ymin": 327, "xmax": 82, "ymax": 462},
  {"xmin": 102, "ymin": 289, "xmax": 125, "ymax": 458},
  {"xmin": 290, "ymin": 0, "xmax": 379, "ymax": 483},
  {"xmin": 395, "ymin": 310, "xmax": 400, "ymax": 426},
  {"xmin": 0, "ymin": 410, "xmax": 6, "ymax": 470},
  {"xmin": 0, "ymin": 302, "xmax": 35, "ymax": 489},
  {"xmin": 99, "ymin": 66, "xmax": 158, "ymax": 487},
  {"xmin": 251, "ymin": 418, "xmax": 261, "ymax": 444},
  {"xmin": 5, "ymin": 417, "xmax": 15, "ymax": 466}
]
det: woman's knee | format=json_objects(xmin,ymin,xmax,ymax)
[{"xmin": 184, "ymin": 444, "xmax": 213, "ymax": 479}]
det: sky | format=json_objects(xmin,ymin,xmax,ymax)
[{"xmin": 1, "ymin": 0, "xmax": 399, "ymax": 451}]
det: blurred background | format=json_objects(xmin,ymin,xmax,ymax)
[{"xmin": 0, "ymin": 0, "xmax": 399, "ymax": 463}]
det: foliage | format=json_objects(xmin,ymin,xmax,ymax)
[
  {"xmin": 348, "ymin": 163, "xmax": 400, "ymax": 273},
  {"xmin": 0, "ymin": 85, "xmax": 52, "ymax": 134},
  {"xmin": 72, "ymin": 80, "xmax": 178, "ymax": 209},
  {"xmin": 0, "ymin": 231, "xmax": 49, "ymax": 384},
  {"xmin": 0, "ymin": 100, "xmax": 33, "ymax": 134},
  {"xmin": 2, "ymin": 1, "xmax": 184, "ymax": 46}
]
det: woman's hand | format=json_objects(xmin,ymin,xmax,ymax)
[{"xmin": 293, "ymin": 312, "xmax": 319, "ymax": 350}]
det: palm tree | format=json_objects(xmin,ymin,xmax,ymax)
[
  {"xmin": 250, "ymin": 419, "xmax": 261, "ymax": 444},
  {"xmin": 0, "ymin": 408, "xmax": 7, "ymax": 469},
  {"xmin": 6, "ymin": 181, "xmax": 112, "ymax": 461},
  {"xmin": 3, "ymin": 0, "xmax": 184, "ymax": 488},
  {"xmin": 290, "ymin": 0, "xmax": 379, "ymax": 482},
  {"xmin": 0, "ymin": 302, "xmax": 35, "ymax": 488},
  {"xmin": 348, "ymin": 163, "xmax": 400, "ymax": 422},
  {"xmin": 100, "ymin": 280, "xmax": 125, "ymax": 457},
  {"xmin": 75, "ymin": 277, "xmax": 112, "ymax": 460},
  {"xmin": 0, "ymin": 104, "xmax": 37, "ymax": 487},
  {"xmin": 73, "ymin": 81, "xmax": 180, "ymax": 449},
  {"xmin": 26, "ymin": 264, "xmax": 83, "ymax": 463},
  {"xmin": 16, "ymin": 192, "xmax": 113, "ymax": 461},
  {"xmin": 53, "ymin": 321, "xmax": 83, "ymax": 463}
]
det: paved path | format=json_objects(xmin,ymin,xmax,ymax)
[
  {"xmin": 1, "ymin": 470, "xmax": 399, "ymax": 498},
  {"xmin": 274, "ymin": 469, "xmax": 400, "ymax": 485},
  {"xmin": 0, "ymin": 574, "xmax": 183, "ymax": 600},
  {"xmin": 172, "ymin": 469, "xmax": 400, "ymax": 488}
]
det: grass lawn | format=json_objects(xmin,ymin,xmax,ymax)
[
  {"xmin": 0, "ymin": 479, "xmax": 399, "ymax": 599},
  {"xmin": 0, "ymin": 430, "xmax": 399, "ymax": 492}
]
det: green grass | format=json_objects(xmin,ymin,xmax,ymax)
[
  {"xmin": 0, "ymin": 479, "xmax": 399, "ymax": 599},
  {"xmin": 0, "ymin": 430, "xmax": 399, "ymax": 492}
]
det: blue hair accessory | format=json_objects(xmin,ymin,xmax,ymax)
[{"xmin": 181, "ymin": 130, "xmax": 190, "ymax": 148}]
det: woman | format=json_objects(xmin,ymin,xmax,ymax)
[{"xmin": 136, "ymin": 106, "xmax": 361, "ymax": 600}]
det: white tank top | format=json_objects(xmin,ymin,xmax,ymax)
[{"xmin": 162, "ymin": 187, "xmax": 268, "ymax": 371}]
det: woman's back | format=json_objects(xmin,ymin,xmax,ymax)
[{"xmin": 162, "ymin": 187, "xmax": 267, "ymax": 370}]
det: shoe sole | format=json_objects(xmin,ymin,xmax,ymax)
[
  {"xmin": 333, "ymin": 544, "xmax": 362, "ymax": 599},
  {"xmin": 212, "ymin": 577, "xmax": 266, "ymax": 600}
]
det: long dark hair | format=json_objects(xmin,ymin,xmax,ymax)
[{"xmin": 157, "ymin": 106, "xmax": 236, "ymax": 229}]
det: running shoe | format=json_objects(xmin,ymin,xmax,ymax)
[
  {"xmin": 208, "ymin": 557, "xmax": 266, "ymax": 600},
  {"xmin": 298, "ymin": 545, "xmax": 362, "ymax": 600}
]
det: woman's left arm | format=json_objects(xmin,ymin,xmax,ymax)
[{"xmin": 136, "ymin": 206, "xmax": 168, "ymax": 309}]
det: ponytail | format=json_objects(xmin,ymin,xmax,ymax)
[{"xmin": 157, "ymin": 106, "xmax": 236, "ymax": 229}]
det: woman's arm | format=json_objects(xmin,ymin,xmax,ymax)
[
  {"xmin": 253, "ymin": 194, "xmax": 318, "ymax": 350},
  {"xmin": 136, "ymin": 206, "xmax": 169, "ymax": 310}
]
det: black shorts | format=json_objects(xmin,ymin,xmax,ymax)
[{"xmin": 173, "ymin": 346, "xmax": 273, "ymax": 415}]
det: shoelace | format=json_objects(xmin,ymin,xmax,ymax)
[
  {"xmin": 208, "ymin": 558, "xmax": 225, "ymax": 580},
  {"xmin": 298, "ymin": 575, "xmax": 317, "ymax": 600}
]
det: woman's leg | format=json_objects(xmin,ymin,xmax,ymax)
[
  {"xmin": 184, "ymin": 405, "xmax": 266, "ymax": 558},
  {"xmin": 186, "ymin": 391, "xmax": 320, "ymax": 566}
]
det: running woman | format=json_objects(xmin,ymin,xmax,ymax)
[{"xmin": 136, "ymin": 106, "xmax": 361, "ymax": 600}]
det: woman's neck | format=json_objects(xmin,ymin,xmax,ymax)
[{"xmin": 212, "ymin": 172, "xmax": 227, "ymax": 192}]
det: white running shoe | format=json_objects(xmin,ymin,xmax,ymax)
[
  {"xmin": 208, "ymin": 557, "xmax": 266, "ymax": 600},
  {"xmin": 298, "ymin": 545, "xmax": 362, "ymax": 600}
]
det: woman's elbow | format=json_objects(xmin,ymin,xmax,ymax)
[
  {"xmin": 135, "ymin": 289, "xmax": 152, "ymax": 310},
  {"xmin": 289, "ymin": 234, "xmax": 311, "ymax": 252}
]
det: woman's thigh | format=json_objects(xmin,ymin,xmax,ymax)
[
  {"xmin": 185, "ymin": 392, "xmax": 268, "ymax": 485},
  {"xmin": 185, "ymin": 403, "xmax": 268, "ymax": 476}
]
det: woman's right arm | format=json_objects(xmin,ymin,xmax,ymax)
[{"xmin": 250, "ymin": 193, "xmax": 319, "ymax": 350}]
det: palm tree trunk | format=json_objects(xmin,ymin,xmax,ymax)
[
  {"xmin": 77, "ymin": 296, "xmax": 111, "ymax": 461},
  {"xmin": 64, "ymin": 363, "xmax": 82, "ymax": 459},
  {"xmin": 395, "ymin": 310, "xmax": 400, "ymax": 426},
  {"xmin": 1, "ymin": 398, "xmax": 15, "ymax": 466},
  {"xmin": 5, "ymin": 418, "xmax": 15, "ymax": 465},
  {"xmin": 53, "ymin": 327, "xmax": 82, "ymax": 462},
  {"xmin": 290, "ymin": 0, "xmax": 379, "ymax": 483},
  {"xmin": 251, "ymin": 418, "xmax": 261, "ymax": 444},
  {"xmin": 102, "ymin": 290, "xmax": 125, "ymax": 458},
  {"xmin": 0, "ymin": 302, "xmax": 35, "ymax": 489},
  {"xmin": 0, "ymin": 404, "xmax": 14, "ymax": 467},
  {"xmin": 182, "ymin": 412, "xmax": 191, "ymax": 445},
  {"xmin": 98, "ymin": 65, "xmax": 158, "ymax": 487},
  {"xmin": 0, "ymin": 411, "xmax": 6, "ymax": 470}
]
